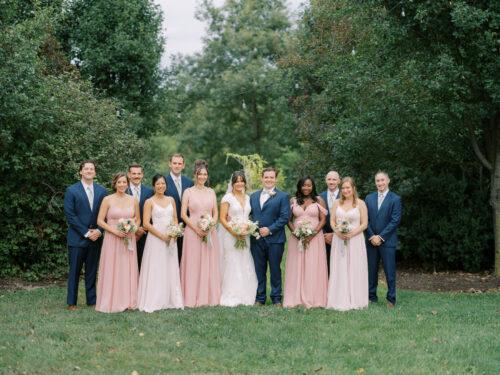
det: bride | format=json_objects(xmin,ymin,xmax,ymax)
[{"xmin": 218, "ymin": 171, "xmax": 258, "ymax": 306}]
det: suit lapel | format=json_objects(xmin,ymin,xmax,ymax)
[
  {"xmin": 262, "ymin": 189, "xmax": 277, "ymax": 210},
  {"xmin": 376, "ymin": 192, "xmax": 390, "ymax": 216},
  {"xmin": 78, "ymin": 182, "xmax": 92, "ymax": 212},
  {"xmin": 167, "ymin": 175, "xmax": 181, "ymax": 202}
]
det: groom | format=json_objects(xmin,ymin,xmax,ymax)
[
  {"xmin": 250, "ymin": 167, "xmax": 290, "ymax": 306},
  {"xmin": 63, "ymin": 160, "xmax": 107, "ymax": 310},
  {"xmin": 365, "ymin": 171, "xmax": 402, "ymax": 308}
]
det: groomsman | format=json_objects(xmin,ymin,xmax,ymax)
[
  {"xmin": 164, "ymin": 153, "xmax": 193, "ymax": 263},
  {"xmin": 319, "ymin": 170, "xmax": 340, "ymax": 275},
  {"xmin": 250, "ymin": 167, "xmax": 290, "ymax": 306},
  {"xmin": 126, "ymin": 163, "xmax": 153, "ymax": 270},
  {"xmin": 63, "ymin": 160, "xmax": 107, "ymax": 310},
  {"xmin": 365, "ymin": 171, "xmax": 402, "ymax": 308}
]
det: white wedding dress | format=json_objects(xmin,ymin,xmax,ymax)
[{"xmin": 218, "ymin": 193, "xmax": 258, "ymax": 306}]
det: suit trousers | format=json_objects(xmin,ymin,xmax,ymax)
[
  {"xmin": 251, "ymin": 239, "xmax": 285, "ymax": 304},
  {"xmin": 67, "ymin": 244, "xmax": 100, "ymax": 305}
]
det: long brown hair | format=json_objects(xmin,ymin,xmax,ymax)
[
  {"xmin": 339, "ymin": 177, "xmax": 359, "ymax": 207},
  {"xmin": 111, "ymin": 172, "xmax": 128, "ymax": 191}
]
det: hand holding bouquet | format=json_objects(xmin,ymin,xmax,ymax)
[
  {"xmin": 165, "ymin": 223, "xmax": 184, "ymax": 246},
  {"xmin": 198, "ymin": 213, "xmax": 216, "ymax": 244},
  {"xmin": 228, "ymin": 218, "xmax": 260, "ymax": 250},
  {"xmin": 335, "ymin": 219, "xmax": 352, "ymax": 247},
  {"xmin": 293, "ymin": 219, "xmax": 316, "ymax": 251},
  {"xmin": 117, "ymin": 218, "xmax": 138, "ymax": 250}
]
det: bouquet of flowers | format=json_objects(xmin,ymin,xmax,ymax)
[
  {"xmin": 335, "ymin": 219, "xmax": 352, "ymax": 247},
  {"xmin": 165, "ymin": 223, "xmax": 184, "ymax": 246},
  {"xmin": 198, "ymin": 213, "xmax": 217, "ymax": 244},
  {"xmin": 117, "ymin": 218, "xmax": 138, "ymax": 250},
  {"xmin": 293, "ymin": 219, "xmax": 316, "ymax": 251},
  {"xmin": 228, "ymin": 218, "xmax": 260, "ymax": 250}
]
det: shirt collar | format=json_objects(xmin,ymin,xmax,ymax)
[
  {"xmin": 130, "ymin": 183, "xmax": 141, "ymax": 192},
  {"xmin": 263, "ymin": 187, "xmax": 275, "ymax": 194},
  {"xmin": 170, "ymin": 172, "xmax": 181, "ymax": 181},
  {"xmin": 378, "ymin": 189, "xmax": 389, "ymax": 197},
  {"xmin": 329, "ymin": 188, "xmax": 339, "ymax": 197},
  {"xmin": 81, "ymin": 180, "xmax": 93, "ymax": 190}
]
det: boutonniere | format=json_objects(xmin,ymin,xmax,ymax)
[{"xmin": 269, "ymin": 191, "xmax": 277, "ymax": 197}]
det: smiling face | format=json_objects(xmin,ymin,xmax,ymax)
[
  {"xmin": 195, "ymin": 168, "xmax": 208, "ymax": 186},
  {"xmin": 79, "ymin": 163, "xmax": 96, "ymax": 182},
  {"xmin": 325, "ymin": 171, "xmax": 340, "ymax": 191},
  {"xmin": 341, "ymin": 181, "xmax": 353, "ymax": 199},
  {"xmin": 115, "ymin": 176, "xmax": 129, "ymax": 193},
  {"xmin": 128, "ymin": 166, "xmax": 143, "ymax": 186},
  {"xmin": 232, "ymin": 175, "xmax": 246, "ymax": 193},
  {"xmin": 154, "ymin": 176, "xmax": 167, "ymax": 195},
  {"xmin": 261, "ymin": 170, "xmax": 276, "ymax": 190},
  {"xmin": 375, "ymin": 172, "xmax": 390, "ymax": 193},
  {"xmin": 169, "ymin": 156, "xmax": 185, "ymax": 176},
  {"xmin": 301, "ymin": 179, "xmax": 313, "ymax": 197}
]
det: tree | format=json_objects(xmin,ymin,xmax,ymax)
[
  {"xmin": 59, "ymin": 0, "xmax": 165, "ymax": 136},
  {"xmin": 282, "ymin": 0, "xmax": 497, "ymax": 271},
  {"xmin": 161, "ymin": 0, "xmax": 299, "ymax": 189}
]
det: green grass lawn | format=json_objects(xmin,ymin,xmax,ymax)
[{"xmin": 0, "ymin": 285, "xmax": 498, "ymax": 374}]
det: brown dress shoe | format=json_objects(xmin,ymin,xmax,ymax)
[
  {"xmin": 254, "ymin": 301, "xmax": 264, "ymax": 306},
  {"xmin": 387, "ymin": 301, "xmax": 395, "ymax": 309},
  {"xmin": 67, "ymin": 305, "xmax": 78, "ymax": 311},
  {"xmin": 273, "ymin": 303, "xmax": 283, "ymax": 308}
]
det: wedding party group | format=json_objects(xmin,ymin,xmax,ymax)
[{"xmin": 64, "ymin": 154, "xmax": 402, "ymax": 313}]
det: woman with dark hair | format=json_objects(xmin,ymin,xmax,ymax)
[
  {"xmin": 283, "ymin": 176, "xmax": 328, "ymax": 308},
  {"xmin": 180, "ymin": 160, "xmax": 221, "ymax": 307},
  {"xmin": 218, "ymin": 171, "xmax": 258, "ymax": 306},
  {"xmin": 137, "ymin": 174, "xmax": 184, "ymax": 312},
  {"xmin": 95, "ymin": 172, "xmax": 140, "ymax": 313}
]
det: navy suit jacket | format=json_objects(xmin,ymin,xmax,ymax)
[
  {"xmin": 250, "ymin": 189, "xmax": 290, "ymax": 244},
  {"xmin": 365, "ymin": 191, "xmax": 402, "ymax": 248},
  {"xmin": 64, "ymin": 181, "xmax": 107, "ymax": 248},
  {"xmin": 126, "ymin": 184, "xmax": 153, "ymax": 225},
  {"xmin": 164, "ymin": 174, "xmax": 193, "ymax": 223},
  {"xmin": 319, "ymin": 190, "xmax": 339, "ymax": 234}
]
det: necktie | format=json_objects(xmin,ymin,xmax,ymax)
[
  {"xmin": 378, "ymin": 193, "xmax": 384, "ymax": 209},
  {"xmin": 134, "ymin": 187, "xmax": 140, "ymax": 202},
  {"xmin": 86, "ymin": 186, "xmax": 93, "ymax": 211},
  {"xmin": 175, "ymin": 178, "xmax": 182, "ymax": 198},
  {"xmin": 328, "ymin": 192, "xmax": 334, "ymax": 209}
]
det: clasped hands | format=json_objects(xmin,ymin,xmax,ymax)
[
  {"xmin": 369, "ymin": 235, "xmax": 383, "ymax": 246},
  {"xmin": 87, "ymin": 229, "xmax": 101, "ymax": 241}
]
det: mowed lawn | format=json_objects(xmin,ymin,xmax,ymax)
[{"xmin": 0, "ymin": 284, "xmax": 498, "ymax": 374}]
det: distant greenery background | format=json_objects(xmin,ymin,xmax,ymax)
[{"xmin": 1, "ymin": 0, "xmax": 498, "ymax": 278}]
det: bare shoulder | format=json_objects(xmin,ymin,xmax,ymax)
[{"xmin": 357, "ymin": 199, "xmax": 367, "ymax": 208}]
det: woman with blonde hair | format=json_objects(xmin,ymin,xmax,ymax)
[{"xmin": 326, "ymin": 177, "xmax": 369, "ymax": 311}]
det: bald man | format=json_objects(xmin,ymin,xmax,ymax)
[{"xmin": 319, "ymin": 171, "xmax": 340, "ymax": 275}]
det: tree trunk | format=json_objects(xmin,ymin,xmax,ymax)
[{"xmin": 493, "ymin": 120, "xmax": 500, "ymax": 275}]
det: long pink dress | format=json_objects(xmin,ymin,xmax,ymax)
[
  {"xmin": 137, "ymin": 203, "xmax": 184, "ymax": 312},
  {"xmin": 96, "ymin": 205, "xmax": 139, "ymax": 313},
  {"xmin": 326, "ymin": 206, "xmax": 369, "ymax": 311},
  {"xmin": 283, "ymin": 202, "xmax": 328, "ymax": 308},
  {"xmin": 180, "ymin": 187, "xmax": 221, "ymax": 307}
]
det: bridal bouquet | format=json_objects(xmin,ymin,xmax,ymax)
[
  {"xmin": 335, "ymin": 219, "xmax": 352, "ymax": 247},
  {"xmin": 117, "ymin": 218, "xmax": 138, "ymax": 250},
  {"xmin": 198, "ymin": 213, "xmax": 216, "ymax": 244},
  {"xmin": 165, "ymin": 223, "xmax": 184, "ymax": 246},
  {"xmin": 293, "ymin": 219, "xmax": 316, "ymax": 251},
  {"xmin": 228, "ymin": 218, "xmax": 260, "ymax": 250}
]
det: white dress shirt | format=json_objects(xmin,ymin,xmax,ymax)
[
  {"xmin": 327, "ymin": 188, "xmax": 339, "ymax": 210},
  {"xmin": 260, "ymin": 188, "xmax": 275, "ymax": 209},
  {"xmin": 377, "ymin": 189, "xmax": 389, "ymax": 209},
  {"xmin": 130, "ymin": 183, "xmax": 141, "ymax": 202},
  {"xmin": 170, "ymin": 172, "xmax": 183, "ymax": 198}
]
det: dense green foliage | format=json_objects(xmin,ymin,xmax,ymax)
[
  {"xmin": 0, "ymin": 9, "xmax": 144, "ymax": 278},
  {"xmin": 282, "ymin": 0, "xmax": 498, "ymax": 271},
  {"xmin": 1, "ymin": 285, "xmax": 499, "ymax": 373}
]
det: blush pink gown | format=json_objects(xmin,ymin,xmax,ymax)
[
  {"xmin": 283, "ymin": 202, "xmax": 328, "ymax": 308},
  {"xmin": 96, "ymin": 205, "xmax": 139, "ymax": 313},
  {"xmin": 180, "ymin": 187, "xmax": 221, "ymax": 307},
  {"xmin": 326, "ymin": 206, "xmax": 369, "ymax": 311}
]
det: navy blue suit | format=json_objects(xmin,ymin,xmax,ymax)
[
  {"xmin": 63, "ymin": 181, "xmax": 107, "ymax": 306},
  {"xmin": 319, "ymin": 190, "xmax": 339, "ymax": 275},
  {"xmin": 365, "ymin": 191, "xmax": 402, "ymax": 304},
  {"xmin": 250, "ymin": 189, "xmax": 290, "ymax": 304},
  {"xmin": 126, "ymin": 184, "xmax": 153, "ymax": 270},
  {"xmin": 164, "ymin": 173, "xmax": 193, "ymax": 263}
]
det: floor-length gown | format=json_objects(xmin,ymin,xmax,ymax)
[
  {"xmin": 180, "ymin": 187, "xmax": 221, "ymax": 307},
  {"xmin": 326, "ymin": 206, "xmax": 369, "ymax": 310},
  {"xmin": 137, "ymin": 203, "xmax": 184, "ymax": 312},
  {"xmin": 218, "ymin": 193, "xmax": 258, "ymax": 306},
  {"xmin": 96, "ymin": 205, "xmax": 138, "ymax": 313},
  {"xmin": 283, "ymin": 202, "xmax": 328, "ymax": 308}
]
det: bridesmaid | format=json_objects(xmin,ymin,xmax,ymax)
[
  {"xmin": 283, "ymin": 176, "xmax": 328, "ymax": 308},
  {"xmin": 96, "ymin": 172, "xmax": 140, "ymax": 313},
  {"xmin": 326, "ymin": 177, "xmax": 369, "ymax": 311},
  {"xmin": 180, "ymin": 160, "xmax": 221, "ymax": 307},
  {"xmin": 137, "ymin": 174, "xmax": 184, "ymax": 312}
]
